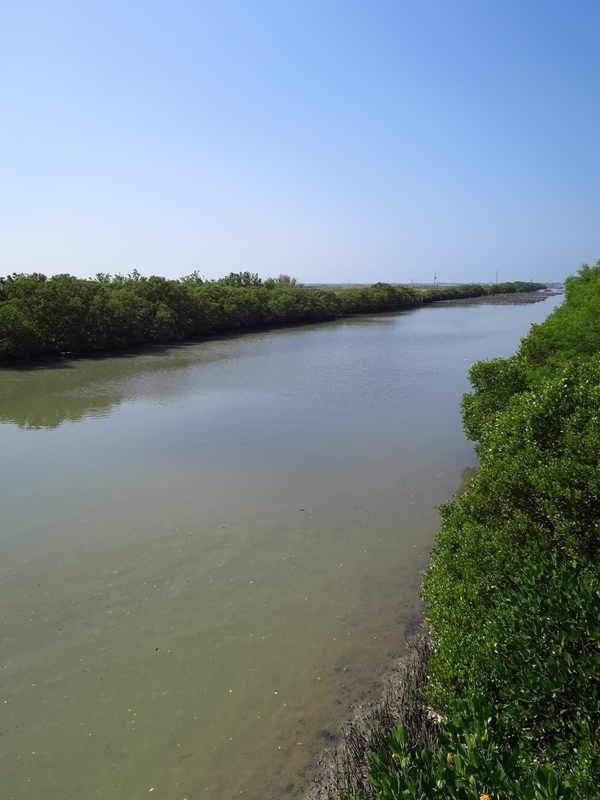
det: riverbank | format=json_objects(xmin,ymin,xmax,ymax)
[
  {"xmin": 435, "ymin": 289, "xmax": 559, "ymax": 305},
  {"xmin": 295, "ymin": 294, "xmax": 567, "ymax": 799},
  {"xmin": 316, "ymin": 262, "xmax": 600, "ymax": 799},
  {"xmin": 0, "ymin": 272, "xmax": 545, "ymax": 361},
  {"xmin": 302, "ymin": 621, "xmax": 436, "ymax": 800}
]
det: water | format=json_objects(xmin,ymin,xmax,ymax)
[{"xmin": 0, "ymin": 297, "xmax": 559, "ymax": 800}]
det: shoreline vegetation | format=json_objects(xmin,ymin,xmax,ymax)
[
  {"xmin": 304, "ymin": 261, "xmax": 600, "ymax": 800},
  {"xmin": 0, "ymin": 271, "xmax": 547, "ymax": 362}
]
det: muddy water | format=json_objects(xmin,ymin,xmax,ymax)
[{"xmin": 0, "ymin": 297, "xmax": 559, "ymax": 800}]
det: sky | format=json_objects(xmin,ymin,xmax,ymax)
[{"xmin": 1, "ymin": 1, "xmax": 599, "ymax": 285}]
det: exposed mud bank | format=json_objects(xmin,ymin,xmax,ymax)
[
  {"xmin": 302, "ymin": 621, "xmax": 438, "ymax": 800},
  {"xmin": 435, "ymin": 290, "xmax": 558, "ymax": 305}
]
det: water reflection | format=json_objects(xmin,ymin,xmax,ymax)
[
  {"xmin": 0, "ymin": 315, "xmax": 406, "ymax": 430},
  {"xmin": 0, "ymin": 343, "xmax": 228, "ymax": 429}
]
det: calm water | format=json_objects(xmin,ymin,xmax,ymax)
[{"xmin": 0, "ymin": 297, "xmax": 559, "ymax": 800}]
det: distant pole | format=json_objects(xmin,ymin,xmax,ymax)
[
  {"xmin": 434, "ymin": 272, "xmax": 436, "ymax": 285},
  {"xmin": 496, "ymin": 270, "xmax": 498, "ymax": 284}
]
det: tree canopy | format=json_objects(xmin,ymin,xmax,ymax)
[{"xmin": 0, "ymin": 271, "xmax": 544, "ymax": 361}]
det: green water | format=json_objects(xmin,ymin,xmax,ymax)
[{"xmin": 0, "ymin": 298, "xmax": 559, "ymax": 799}]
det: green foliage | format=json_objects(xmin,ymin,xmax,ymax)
[
  {"xmin": 0, "ymin": 272, "xmax": 336, "ymax": 359},
  {"xmin": 0, "ymin": 297, "xmax": 43, "ymax": 358},
  {"xmin": 216, "ymin": 270, "xmax": 263, "ymax": 287},
  {"xmin": 461, "ymin": 355, "xmax": 528, "ymax": 441},
  {"xmin": 333, "ymin": 280, "xmax": 543, "ymax": 316},
  {"xmin": 412, "ymin": 258, "xmax": 600, "ymax": 800},
  {"xmin": 336, "ymin": 283, "xmax": 418, "ymax": 313},
  {"xmin": 349, "ymin": 281, "xmax": 542, "ymax": 314},
  {"xmin": 424, "ymin": 356, "xmax": 600, "ymax": 705},
  {"xmin": 342, "ymin": 701, "xmax": 570, "ymax": 800},
  {"xmin": 274, "ymin": 273, "xmax": 302, "ymax": 287},
  {"xmin": 345, "ymin": 555, "xmax": 598, "ymax": 800},
  {"xmin": 480, "ymin": 559, "xmax": 600, "ymax": 774},
  {"xmin": 520, "ymin": 261, "xmax": 600, "ymax": 374},
  {"xmin": 461, "ymin": 260, "xmax": 600, "ymax": 444},
  {"xmin": 416, "ymin": 282, "xmax": 545, "ymax": 305},
  {"xmin": 1, "ymin": 271, "xmax": 538, "ymax": 361},
  {"xmin": 338, "ymin": 262, "xmax": 596, "ymax": 800}
]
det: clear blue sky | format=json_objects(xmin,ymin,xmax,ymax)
[{"xmin": 1, "ymin": 1, "xmax": 599, "ymax": 284}]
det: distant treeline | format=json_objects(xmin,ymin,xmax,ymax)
[{"xmin": 0, "ymin": 270, "xmax": 545, "ymax": 361}]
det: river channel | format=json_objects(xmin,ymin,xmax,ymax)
[{"xmin": 0, "ymin": 296, "xmax": 559, "ymax": 800}]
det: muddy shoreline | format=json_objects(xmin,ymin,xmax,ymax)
[
  {"xmin": 435, "ymin": 290, "xmax": 559, "ymax": 305},
  {"xmin": 301, "ymin": 620, "xmax": 437, "ymax": 800}
]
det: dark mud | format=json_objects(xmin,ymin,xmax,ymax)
[
  {"xmin": 436, "ymin": 290, "xmax": 559, "ymax": 305},
  {"xmin": 302, "ymin": 622, "xmax": 438, "ymax": 800}
]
